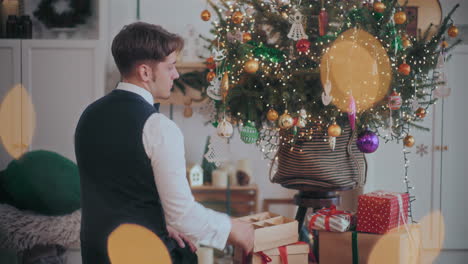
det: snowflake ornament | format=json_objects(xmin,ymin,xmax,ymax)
[{"xmin": 416, "ymin": 144, "xmax": 428, "ymax": 157}]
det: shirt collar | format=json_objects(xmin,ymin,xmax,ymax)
[{"xmin": 116, "ymin": 82, "xmax": 154, "ymax": 105}]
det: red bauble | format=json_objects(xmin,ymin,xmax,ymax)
[
  {"xmin": 398, "ymin": 63, "xmax": 411, "ymax": 76},
  {"xmin": 296, "ymin": 39, "xmax": 311, "ymax": 53},
  {"xmin": 206, "ymin": 57, "xmax": 216, "ymax": 70}
]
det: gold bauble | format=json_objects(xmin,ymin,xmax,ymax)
[
  {"xmin": 415, "ymin": 107, "xmax": 426, "ymax": 118},
  {"xmin": 242, "ymin": 32, "xmax": 252, "ymax": 43},
  {"xmin": 448, "ymin": 25, "xmax": 459, "ymax": 38},
  {"xmin": 328, "ymin": 124, "xmax": 342, "ymax": 137},
  {"xmin": 394, "ymin": 11, "xmax": 407, "ymax": 25},
  {"xmin": 232, "ymin": 11, "xmax": 244, "ymax": 24},
  {"xmin": 441, "ymin": 41, "xmax": 449, "ymax": 49},
  {"xmin": 244, "ymin": 59, "xmax": 259, "ymax": 74},
  {"xmin": 201, "ymin": 10, "xmax": 211, "ymax": 21},
  {"xmin": 278, "ymin": 112, "xmax": 294, "ymax": 129},
  {"xmin": 267, "ymin": 109, "xmax": 279, "ymax": 121},
  {"xmin": 221, "ymin": 72, "xmax": 230, "ymax": 99},
  {"xmin": 373, "ymin": 2, "xmax": 386, "ymax": 13},
  {"xmin": 402, "ymin": 39, "xmax": 412, "ymax": 48},
  {"xmin": 403, "ymin": 135, "xmax": 415, "ymax": 148},
  {"xmin": 206, "ymin": 71, "xmax": 216, "ymax": 82}
]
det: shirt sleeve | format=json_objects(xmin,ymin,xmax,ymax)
[{"xmin": 142, "ymin": 113, "xmax": 231, "ymax": 250}]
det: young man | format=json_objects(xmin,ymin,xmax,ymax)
[{"xmin": 75, "ymin": 22, "xmax": 254, "ymax": 264}]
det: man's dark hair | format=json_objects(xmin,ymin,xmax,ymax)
[{"xmin": 111, "ymin": 22, "xmax": 184, "ymax": 77}]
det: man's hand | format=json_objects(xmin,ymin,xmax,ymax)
[
  {"xmin": 227, "ymin": 219, "xmax": 254, "ymax": 255},
  {"xmin": 167, "ymin": 225, "xmax": 197, "ymax": 253}
]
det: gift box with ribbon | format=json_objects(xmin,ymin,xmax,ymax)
[
  {"xmin": 234, "ymin": 242, "xmax": 309, "ymax": 264},
  {"xmin": 307, "ymin": 205, "xmax": 353, "ymax": 232},
  {"xmin": 319, "ymin": 224, "xmax": 421, "ymax": 264},
  {"xmin": 357, "ymin": 190, "xmax": 409, "ymax": 234}
]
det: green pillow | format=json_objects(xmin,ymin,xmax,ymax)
[{"xmin": 0, "ymin": 150, "xmax": 80, "ymax": 216}]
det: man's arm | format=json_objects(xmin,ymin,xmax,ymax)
[{"xmin": 143, "ymin": 114, "xmax": 233, "ymax": 250}]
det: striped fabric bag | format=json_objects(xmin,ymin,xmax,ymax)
[{"xmin": 270, "ymin": 124, "xmax": 367, "ymax": 191}]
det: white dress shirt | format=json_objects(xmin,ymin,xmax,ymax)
[{"xmin": 117, "ymin": 82, "xmax": 232, "ymax": 250}]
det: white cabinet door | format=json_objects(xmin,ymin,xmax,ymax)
[
  {"xmin": 21, "ymin": 40, "xmax": 103, "ymax": 162},
  {"xmin": 0, "ymin": 40, "xmax": 21, "ymax": 170},
  {"xmin": 433, "ymin": 45, "xmax": 468, "ymax": 263}
]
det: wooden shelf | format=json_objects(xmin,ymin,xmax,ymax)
[
  {"xmin": 191, "ymin": 184, "xmax": 258, "ymax": 191},
  {"xmin": 191, "ymin": 184, "xmax": 259, "ymax": 217},
  {"xmin": 176, "ymin": 62, "xmax": 205, "ymax": 71}
]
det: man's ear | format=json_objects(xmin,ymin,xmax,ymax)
[{"xmin": 136, "ymin": 64, "xmax": 152, "ymax": 82}]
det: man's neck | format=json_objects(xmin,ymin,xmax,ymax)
[{"xmin": 121, "ymin": 78, "xmax": 150, "ymax": 93}]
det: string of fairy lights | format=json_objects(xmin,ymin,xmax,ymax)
[
  {"xmin": 200, "ymin": 0, "xmax": 459, "ymax": 155},
  {"xmin": 196, "ymin": 0, "xmax": 460, "ymax": 216}
]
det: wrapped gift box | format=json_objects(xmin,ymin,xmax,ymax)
[
  {"xmin": 236, "ymin": 212, "xmax": 298, "ymax": 252},
  {"xmin": 234, "ymin": 242, "xmax": 309, "ymax": 264},
  {"xmin": 357, "ymin": 191, "xmax": 409, "ymax": 234},
  {"xmin": 307, "ymin": 205, "xmax": 353, "ymax": 232},
  {"xmin": 319, "ymin": 225, "xmax": 421, "ymax": 264}
]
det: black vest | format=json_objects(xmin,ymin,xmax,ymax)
[{"xmin": 75, "ymin": 90, "xmax": 196, "ymax": 263}]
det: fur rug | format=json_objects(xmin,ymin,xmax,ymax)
[{"xmin": 0, "ymin": 204, "xmax": 80, "ymax": 251}]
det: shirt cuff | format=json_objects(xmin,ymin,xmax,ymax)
[{"xmin": 199, "ymin": 211, "xmax": 232, "ymax": 250}]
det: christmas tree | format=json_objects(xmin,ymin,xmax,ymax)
[{"xmin": 181, "ymin": 0, "xmax": 461, "ymax": 156}]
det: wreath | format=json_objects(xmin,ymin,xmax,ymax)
[{"xmin": 33, "ymin": 0, "xmax": 91, "ymax": 28}]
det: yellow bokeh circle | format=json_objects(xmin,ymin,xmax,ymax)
[
  {"xmin": 320, "ymin": 28, "xmax": 392, "ymax": 112},
  {"xmin": 107, "ymin": 224, "xmax": 172, "ymax": 264}
]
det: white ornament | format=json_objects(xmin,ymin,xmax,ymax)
[
  {"xmin": 297, "ymin": 117, "xmax": 307, "ymax": 128},
  {"xmin": 436, "ymin": 51, "xmax": 446, "ymax": 69},
  {"xmin": 322, "ymin": 79, "xmax": 333, "ymax": 106},
  {"xmin": 207, "ymin": 75, "xmax": 223, "ymax": 100},
  {"xmin": 434, "ymin": 72, "xmax": 451, "ymax": 98},
  {"xmin": 217, "ymin": 119, "xmax": 233, "ymax": 138},
  {"xmin": 204, "ymin": 131, "xmax": 232, "ymax": 167},
  {"xmin": 322, "ymin": 60, "xmax": 333, "ymax": 105},
  {"xmin": 329, "ymin": 136, "xmax": 336, "ymax": 151},
  {"xmin": 212, "ymin": 47, "xmax": 226, "ymax": 61},
  {"xmin": 299, "ymin": 109, "xmax": 307, "ymax": 118},
  {"xmin": 288, "ymin": 10, "xmax": 308, "ymax": 41}
]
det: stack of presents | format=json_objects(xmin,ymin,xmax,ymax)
[{"xmin": 234, "ymin": 190, "xmax": 421, "ymax": 264}]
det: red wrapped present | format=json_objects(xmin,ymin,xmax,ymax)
[{"xmin": 357, "ymin": 190, "xmax": 409, "ymax": 234}]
